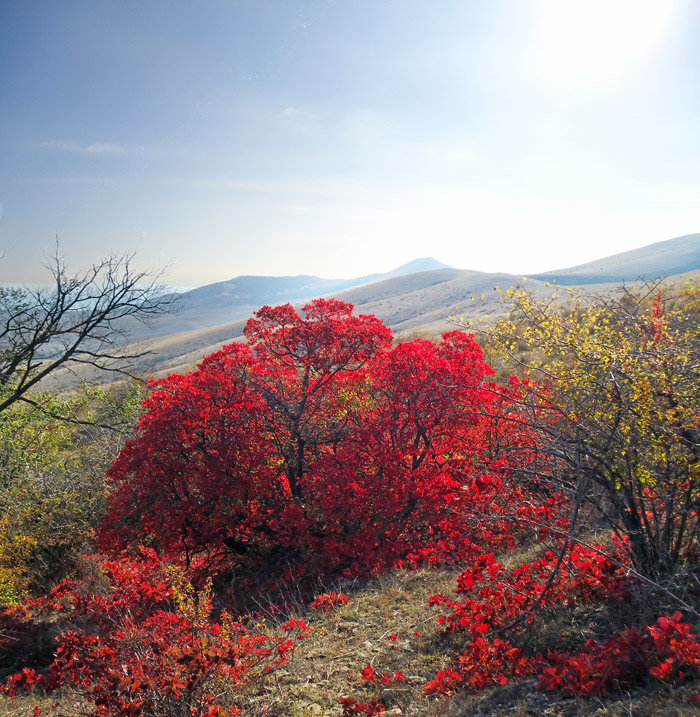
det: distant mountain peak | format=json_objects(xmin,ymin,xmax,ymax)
[{"xmin": 384, "ymin": 257, "xmax": 452, "ymax": 278}]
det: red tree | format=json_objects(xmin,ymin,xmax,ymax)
[
  {"xmin": 304, "ymin": 333, "xmax": 510, "ymax": 571},
  {"xmin": 102, "ymin": 299, "xmax": 538, "ymax": 576},
  {"xmin": 242, "ymin": 299, "xmax": 392, "ymax": 501},
  {"xmin": 100, "ymin": 341, "xmax": 284, "ymax": 570}
]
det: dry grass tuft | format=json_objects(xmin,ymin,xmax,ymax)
[{"xmin": 2, "ymin": 554, "xmax": 698, "ymax": 716}]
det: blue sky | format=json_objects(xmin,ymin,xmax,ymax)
[{"xmin": 1, "ymin": 0, "xmax": 699, "ymax": 286}]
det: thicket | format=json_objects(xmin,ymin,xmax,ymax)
[
  {"xmin": 0, "ymin": 281, "xmax": 698, "ymax": 714},
  {"xmin": 0, "ymin": 384, "xmax": 143, "ymax": 603},
  {"xmin": 101, "ymin": 299, "xmax": 560, "ymax": 583},
  {"xmin": 480, "ymin": 282, "xmax": 700, "ymax": 590},
  {"xmin": 0, "ymin": 251, "xmax": 165, "ymax": 604}
]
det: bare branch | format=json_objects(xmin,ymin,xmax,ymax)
[{"xmin": 0, "ymin": 250, "xmax": 174, "ymax": 414}]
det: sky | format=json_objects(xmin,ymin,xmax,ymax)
[{"xmin": 1, "ymin": 0, "xmax": 699, "ymax": 287}]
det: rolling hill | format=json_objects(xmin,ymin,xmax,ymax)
[
  {"xmin": 530, "ymin": 232, "xmax": 700, "ymax": 285},
  {"xmin": 134, "ymin": 257, "xmax": 452, "ymax": 339},
  {"xmin": 44, "ymin": 233, "xmax": 700, "ymax": 389}
]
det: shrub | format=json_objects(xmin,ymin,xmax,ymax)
[
  {"xmin": 1, "ymin": 550, "xmax": 310, "ymax": 716},
  {"xmin": 485, "ymin": 283, "xmax": 700, "ymax": 582},
  {"xmin": 102, "ymin": 300, "xmax": 548, "ymax": 578},
  {"xmin": 538, "ymin": 612, "xmax": 700, "ymax": 696}
]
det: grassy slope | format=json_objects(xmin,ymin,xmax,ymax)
[
  {"xmin": 3, "ymin": 544, "xmax": 698, "ymax": 716},
  {"xmin": 35, "ymin": 233, "xmax": 700, "ymax": 392},
  {"xmin": 531, "ymin": 233, "xmax": 700, "ymax": 285},
  {"xmin": 125, "ymin": 259, "xmax": 453, "ymax": 342},
  {"xmin": 42, "ymin": 268, "xmax": 699, "ymax": 394}
]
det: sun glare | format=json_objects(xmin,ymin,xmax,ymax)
[{"xmin": 534, "ymin": 0, "xmax": 679, "ymax": 85}]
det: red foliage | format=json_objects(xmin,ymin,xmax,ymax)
[
  {"xmin": 425, "ymin": 638, "xmax": 536, "ymax": 696},
  {"xmin": 359, "ymin": 665, "xmax": 406, "ymax": 685},
  {"xmin": 99, "ymin": 341, "xmax": 284, "ymax": 573},
  {"xmin": 310, "ymin": 591, "xmax": 350, "ymax": 612},
  {"xmin": 425, "ymin": 544, "xmax": 635, "ymax": 698},
  {"xmin": 1, "ymin": 549, "xmax": 172, "ymax": 676},
  {"xmin": 539, "ymin": 628, "xmax": 653, "ymax": 696},
  {"xmin": 8, "ymin": 300, "xmax": 695, "ymax": 712},
  {"xmin": 647, "ymin": 611, "xmax": 700, "ymax": 680},
  {"xmin": 338, "ymin": 697, "xmax": 386, "ymax": 715},
  {"xmin": 426, "ymin": 569, "xmax": 699, "ymax": 700},
  {"xmin": 101, "ymin": 300, "xmax": 552, "ymax": 578},
  {"xmin": 1, "ymin": 553, "xmax": 310, "ymax": 716},
  {"xmin": 539, "ymin": 612, "xmax": 700, "ymax": 696},
  {"xmin": 431, "ymin": 544, "xmax": 630, "ymax": 639}
]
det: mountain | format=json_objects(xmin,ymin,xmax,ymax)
[
  {"xmin": 137, "ymin": 257, "xmax": 453, "ymax": 338},
  {"xmin": 44, "ymin": 235, "xmax": 700, "ymax": 390},
  {"xmin": 380, "ymin": 257, "xmax": 453, "ymax": 279},
  {"xmin": 154, "ymin": 233, "xmax": 700, "ymax": 341},
  {"xmin": 178, "ymin": 258, "xmax": 451, "ymax": 312},
  {"xmin": 530, "ymin": 233, "xmax": 700, "ymax": 285},
  {"xmin": 330, "ymin": 268, "xmax": 524, "ymax": 336}
]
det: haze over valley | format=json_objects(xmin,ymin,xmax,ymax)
[{"xmin": 45, "ymin": 232, "xmax": 700, "ymax": 388}]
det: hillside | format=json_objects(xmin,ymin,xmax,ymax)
[
  {"xmin": 120, "ymin": 233, "xmax": 700, "ymax": 345},
  {"xmin": 5, "ymin": 282, "xmax": 700, "ymax": 716},
  {"xmin": 331, "ymin": 268, "xmax": 539, "ymax": 336},
  {"xmin": 42, "ymin": 269, "xmax": 541, "ymax": 387},
  {"xmin": 41, "ymin": 235, "xmax": 700, "ymax": 389},
  {"xmin": 530, "ymin": 233, "xmax": 700, "ymax": 285},
  {"xmin": 135, "ymin": 257, "xmax": 453, "ymax": 339},
  {"xmin": 153, "ymin": 233, "xmax": 700, "ymax": 340},
  {"xmin": 7, "ymin": 558, "xmax": 699, "ymax": 716}
]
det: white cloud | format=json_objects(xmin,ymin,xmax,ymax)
[
  {"xmin": 84, "ymin": 142, "xmax": 126, "ymax": 154},
  {"xmin": 40, "ymin": 140, "xmax": 127, "ymax": 155}
]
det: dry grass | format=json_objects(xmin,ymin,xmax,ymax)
[
  {"xmin": 0, "ymin": 695, "xmax": 90, "ymax": 716},
  {"xmin": 239, "ymin": 566, "xmax": 464, "ymax": 716},
  {"xmin": 230, "ymin": 552, "xmax": 700, "ymax": 716},
  {"xmin": 2, "ymin": 554, "xmax": 698, "ymax": 716}
]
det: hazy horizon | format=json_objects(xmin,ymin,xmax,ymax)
[{"xmin": 2, "ymin": 1, "xmax": 699, "ymax": 286}]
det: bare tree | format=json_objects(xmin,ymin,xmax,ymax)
[{"xmin": 0, "ymin": 250, "xmax": 173, "ymax": 414}]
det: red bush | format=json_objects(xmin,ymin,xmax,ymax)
[
  {"xmin": 426, "ymin": 544, "xmax": 634, "ymax": 698},
  {"xmin": 538, "ymin": 613, "xmax": 700, "ymax": 696},
  {"xmin": 310, "ymin": 591, "xmax": 350, "ymax": 612},
  {"xmin": 431, "ymin": 544, "xmax": 630, "ymax": 639},
  {"xmin": 1, "ymin": 552, "xmax": 310, "ymax": 716},
  {"xmin": 425, "ymin": 638, "xmax": 536, "ymax": 696},
  {"xmin": 539, "ymin": 628, "xmax": 653, "ymax": 696},
  {"xmin": 101, "ymin": 300, "xmax": 550, "ymax": 578}
]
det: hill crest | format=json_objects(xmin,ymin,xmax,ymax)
[{"xmin": 530, "ymin": 233, "xmax": 700, "ymax": 285}]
